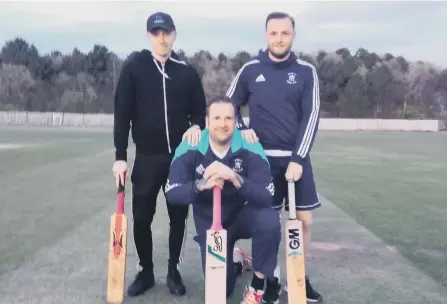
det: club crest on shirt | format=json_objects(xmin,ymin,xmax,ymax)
[
  {"xmin": 287, "ymin": 72, "xmax": 297, "ymax": 84},
  {"xmin": 233, "ymin": 158, "xmax": 243, "ymax": 173}
]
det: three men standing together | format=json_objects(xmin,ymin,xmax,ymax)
[{"xmin": 112, "ymin": 10, "xmax": 322, "ymax": 304}]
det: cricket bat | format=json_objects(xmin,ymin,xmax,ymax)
[
  {"xmin": 285, "ymin": 181, "xmax": 306, "ymax": 304},
  {"xmin": 205, "ymin": 187, "xmax": 227, "ymax": 304},
  {"xmin": 106, "ymin": 180, "xmax": 128, "ymax": 304}
]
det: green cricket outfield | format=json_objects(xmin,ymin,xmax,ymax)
[{"xmin": 0, "ymin": 126, "xmax": 446, "ymax": 303}]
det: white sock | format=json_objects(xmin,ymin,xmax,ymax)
[{"xmin": 273, "ymin": 264, "xmax": 280, "ymax": 281}]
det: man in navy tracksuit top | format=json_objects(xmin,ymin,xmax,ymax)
[
  {"xmin": 165, "ymin": 97, "xmax": 281, "ymax": 304},
  {"xmin": 226, "ymin": 12, "xmax": 323, "ymax": 303}
]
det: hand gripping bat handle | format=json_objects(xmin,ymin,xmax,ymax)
[
  {"xmin": 211, "ymin": 187, "xmax": 222, "ymax": 231},
  {"xmin": 116, "ymin": 179, "xmax": 125, "ymax": 214}
]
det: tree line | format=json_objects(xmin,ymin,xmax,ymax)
[{"xmin": 1, "ymin": 37, "xmax": 447, "ymax": 120}]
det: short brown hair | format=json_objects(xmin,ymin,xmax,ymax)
[
  {"xmin": 265, "ymin": 12, "xmax": 295, "ymax": 29},
  {"xmin": 206, "ymin": 96, "xmax": 236, "ymax": 116}
]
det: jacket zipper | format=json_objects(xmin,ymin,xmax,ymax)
[{"xmin": 161, "ymin": 63, "xmax": 172, "ymax": 154}]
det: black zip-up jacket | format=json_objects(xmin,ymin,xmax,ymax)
[{"xmin": 113, "ymin": 50, "xmax": 207, "ymax": 161}]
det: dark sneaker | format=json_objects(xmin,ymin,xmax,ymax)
[
  {"xmin": 233, "ymin": 247, "xmax": 253, "ymax": 272},
  {"xmin": 305, "ymin": 276, "xmax": 323, "ymax": 303},
  {"xmin": 127, "ymin": 268, "xmax": 155, "ymax": 297},
  {"xmin": 226, "ymin": 262, "xmax": 240, "ymax": 298},
  {"xmin": 166, "ymin": 265, "xmax": 186, "ymax": 296},
  {"xmin": 261, "ymin": 277, "xmax": 281, "ymax": 304},
  {"xmin": 284, "ymin": 276, "xmax": 323, "ymax": 303}
]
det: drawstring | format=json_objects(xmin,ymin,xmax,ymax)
[{"xmin": 153, "ymin": 58, "xmax": 170, "ymax": 79}]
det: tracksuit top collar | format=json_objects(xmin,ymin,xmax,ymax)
[
  {"xmin": 196, "ymin": 129, "xmax": 245, "ymax": 157},
  {"xmin": 257, "ymin": 49, "xmax": 298, "ymax": 69}
]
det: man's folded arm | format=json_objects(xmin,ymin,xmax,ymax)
[{"xmin": 165, "ymin": 149, "xmax": 199, "ymax": 205}]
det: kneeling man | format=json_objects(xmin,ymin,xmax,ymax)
[{"xmin": 165, "ymin": 97, "xmax": 281, "ymax": 303}]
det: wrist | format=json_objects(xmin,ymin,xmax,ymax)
[
  {"xmin": 290, "ymin": 154, "xmax": 304, "ymax": 166},
  {"xmin": 115, "ymin": 150, "xmax": 127, "ymax": 162},
  {"xmin": 191, "ymin": 124, "xmax": 201, "ymax": 130},
  {"xmin": 230, "ymin": 171, "xmax": 236, "ymax": 182},
  {"xmin": 194, "ymin": 178, "xmax": 206, "ymax": 192},
  {"xmin": 232, "ymin": 173, "xmax": 244, "ymax": 189}
]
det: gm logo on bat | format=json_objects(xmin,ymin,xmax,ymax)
[{"xmin": 288, "ymin": 228, "xmax": 302, "ymax": 255}]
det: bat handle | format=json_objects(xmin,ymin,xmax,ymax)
[
  {"xmin": 211, "ymin": 187, "xmax": 222, "ymax": 231},
  {"xmin": 116, "ymin": 179, "xmax": 125, "ymax": 214},
  {"xmin": 117, "ymin": 179, "xmax": 125, "ymax": 193},
  {"xmin": 287, "ymin": 180, "xmax": 297, "ymax": 220}
]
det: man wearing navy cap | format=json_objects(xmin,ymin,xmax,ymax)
[
  {"xmin": 147, "ymin": 11, "xmax": 176, "ymax": 31},
  {"xmin": 112, "ymin": 11, "xmax": 207, "ymax": 298}
]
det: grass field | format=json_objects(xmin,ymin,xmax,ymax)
[
  {"xmin": 311, "ymin": 131, "xmax": 447, "ymax": 289},
  {"xmin": 0, "ymin": 126, "xmax": 446, "ymax": 304}
]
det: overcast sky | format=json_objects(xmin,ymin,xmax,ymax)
[{"xmin": 1, "ymin": 0, "xmax": 446, "ymax": 68}]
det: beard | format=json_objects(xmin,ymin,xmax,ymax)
[
  {"xmin": 210, "ymin": 133, "xmax": 232, "ymax": 147},
  {"xmin": 268, "ymin": 45, "xmax": 292, "ymax": 60}
]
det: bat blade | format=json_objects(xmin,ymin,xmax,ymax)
[
  {"xmin": 285, "ymin": 181, "xmax": 306, "ymax": 304},
  {"xmin": 285, "ymin": 219, "xmax": 306, "ymax": 304},
  {"xmin": 205, "ymin": 187, "xmax": 227, "ymax": 304},
  {"xmin": 205, "ymin": 227, "xmax": 227, "ymax": 303},
  {"xmin": 107, "ymin": 181, "xmax": 128, "ymax": 304}
]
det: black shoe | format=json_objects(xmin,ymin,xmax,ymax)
[
  {"xmin": 127, "ymin": 268, "xmax": 155, "ymax": 297},
  {"xmin": 262, "ymin": 277, "xmax": 281, "ymax": 304},
  {"xmin": 234, "ymin": 261, "xmax": 243, "ymax": 277},
  {"xmin": 226, "ymin": 264, "xmax": 239, "ymax": 298},
  {"xmin": 166, "ymin": 265, "xmax": 186, "ymax": 296},
  {"xmin": 306, "ymin": 276, "xmax": 323, "ymax": 303}
]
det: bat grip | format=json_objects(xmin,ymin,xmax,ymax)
[
  {"xmin": 211, "ymin": 187, "xmax": 222, "ymax": 231},
  {"xmin": 287, "ymin": 181, "xmax": 297, "ymax": 220},
  {"xmin": 117, "ymin": 178, "xmax": 125, "ymax": 193},
  {"xmin": 116, "ymin": 180, "xmax": 125, "ymax": 214}
]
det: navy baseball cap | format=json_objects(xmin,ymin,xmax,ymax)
[{"xmin": 147, "ymin": 12, "xmax": 176, "ymax": 32}]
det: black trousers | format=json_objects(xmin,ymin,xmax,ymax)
[{"xmin": 130, "ymin": 153, "xmax": 189, "ymax": 271}]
